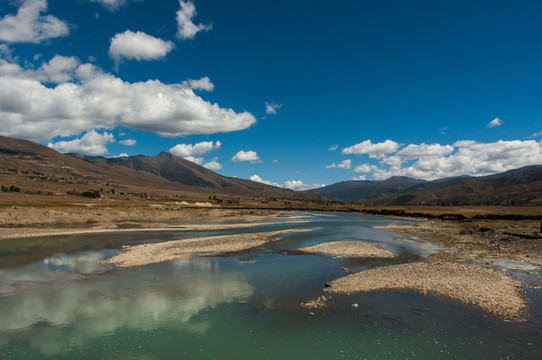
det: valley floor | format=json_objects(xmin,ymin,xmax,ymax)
[{"xmin": 1, "ymin": 202, "xmax": 540, "ymax": 320}]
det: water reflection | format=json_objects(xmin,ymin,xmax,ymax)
[
  {"xmin": 1, "ymin": 212, "xmax": 539, "ymax": 359},
  {"xmin": 0, "ymin": 257, "xmax": 253, "ymax": 356}
]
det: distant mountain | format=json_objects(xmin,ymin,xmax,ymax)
[
  {"xmin": 308, "ymin": 166, "xmax": 542, "ymax": 206},
  {"xmin": 307, "ymin": 176, "xmax": 425, "ymax": 202},
  {"xmin": 0, "ymin": 135, "xmax": 318, "ymax": 201},
  {"xmin": 69, "ymin": 152, "xmax": 269, "ymax": 191},
  {"xmin": 372, "ymin": 165, "xmax": 542, "ymax": 206}
]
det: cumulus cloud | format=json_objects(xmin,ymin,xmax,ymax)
[
  {"xmin": 232, "ymin": 150, "xmax": 261, "ymax": 163},
  {"xmin": 326, "ymin": 159, "xmax": 351, "ymax": 169},
  {"xmin": 328, "ymin": 144, "xmax": 339, "ymax": 151},
  {"xmin": 169, "ymin": 141, "xmax": 221, "ymax": 164},
  {"xmin": 0, "ymin": 44, "xmax": 16, "ymax": 62},
  {"xmin": 533, "ymin": 132, "xmax": 542, "ymax": 138},
  {"xmin": 183, "ymin": 76, "xmax": 214, "ymax": 91},
  {"xmin": 119, "ymin": 139, "xmax": 136, "ymax": 146},
  {"xmin": 354, "ymin": 164, "xmax": 374, "ymax": 173},
  {"xmin": 250, "ymin": 174, "xmax": 325, "ymax": 191},
  {"xmin": 249, "ymin": 174, "xmax": 279, "ymax": 187},
  {"xmin": 37, "ymin": 55, "xmax": 80, "ymax": 83},
  {"xmin": 342, "ymin": 140, "xmax": 399, "ymax": 158},
  {"xmin": 176, "ymin": 0, "xmax": 211, "ymax": 40},
  {"xmin": 487, "ymin": 117, "xmax": 503, "ymax": 128},
  {"xmin": 0, "ymin": 59, "xmax": 256, "ymax": 141},
  {"xmin": 358, "ymin": 139, "xmax": 542, "ymax": 181},
  {"xmin": 0, "ymin": 0, "xmax": 69, "ymax": 43},
  {"xmin": 90, "ymin": 0, "xmax": 129, "ymax": 11},
  {"xmin": 109, "ymin": 30, "xmax": 174, "ymax": 70},
  {"xmin": 265, "ymin": 102, "xmax": 282, "ymax": 115},
  {"xmin": 48, "ymin": 130, "xmax": 114, "ymax": 155},
  {"xmin": 110, "ymin": 152, "xmax": 129, "ymax": 158},
  {"xmin": 394, "ymin": 143, "xmax": 455, "ymax": 160},
  {"xmin": 203, "ymin": 160, "xmax": 222, "ymax": 171}
]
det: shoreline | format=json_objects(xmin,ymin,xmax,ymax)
[
  {"xmin": 323, "ymin": 260, "xmax": 527, "ymax": 320},
  {"xmin": 0, "ymin": 206, "xmax": 305, "ymax": 240},
  {"xmin": 103, "ymin": 229, "xmax": 311, "ymax": 268},
  {"xmin": 375, "ymin": 220, "xmax": 542, "ymax": 267},
  {"xmin": 1, "ymin": 205, "xmax": 540, "ymax": 320},
  {"xmin": 297, "ymin": 241, "xmax": 395, "ymax": 259}
]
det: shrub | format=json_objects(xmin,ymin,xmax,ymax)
[{"xmin": 81, "ymin": 190, "xmax": 100, "ymax": 198}]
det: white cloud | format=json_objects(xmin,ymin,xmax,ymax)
[
  {"xmin": 532, "ymin": 132, "xmax": 542, "ymax": 138},
  {"xmin": 250, "ymin": 174, "xmax": 325, "ymax": 191},
  {"xmin": 365, "ymin": 140, "xmax": 542, "ymax": 181},
  {"xmin": 250, "ymin": 174, "xmax": 279, "ymax": 187},
  {"xmin": 183, "ymin": 76, "xmax": 214, "ymax": 91},
  {"xmin": 0, "ymin": 0, "xmax": 69, "ymax": 43},
  {"xmin": 352, "ymin": 175, "xmax": 367, "ymax": 181},
  {"xmin": 326, "ymin": 159, "xmax": 351, "ymax": 169},
  {"xmin": 342, "ymin": 140, "xmax": 399, "ymax": 158},
  {"xmin": 47, "ymin": 130, "xmax": 114, "ymax": 155},
  {"xmin": 37, "ymin": 55, "xmax": 80, "ymax": 83},
  {"xmin": 119, "ymin": 139, "xmax": 136, "ymax": 146},
  {"xmin": 203, "ymin": 160, "xmax": 222, "ymax": 171},
  {"xmin": 284, "ymin": 180, "xmax": 325, "ymax": 191},
  {"xmin": 354, "ymin": 164, "xmax": 373, "ymax": 173},
  {"xmin": 232, "ymin": 150, "xmax": 260, "ymax": 163},
  {"xmin": 0, "ymin": 59, "xmax": 256, "ymax": 141},
  {"xmin": 110, "ymin": 152, "xmax": 129, "ymax": 158},
  {"xmin": 328, "ymin": 144, "xmax": 339, "ymax": 151},
  {"xmin": 395, "ymin": 143, "xmax": 455, "ymax": 160},
  {"xmin": 169, "ymin": 141, "xmax": 220, "ymax": 164},
  {"xmin": 176, "ymin": 0, "xmax": 211, "ymax": 40},
  {"xmin": 183, "ymin": 156, "xmax": 204, "ymax": 164},
  {"xmin": 169, "ymin": 141, "xmax": 221, "ymax": 158},
  {"xmin": 109, "ymin": 30, "xmax": 174, "ymax": 70},
  {"xmin": 487, "ymin": 117, "xmax": 503, "ymax": 128},
  {"xmin": 265, "ymin": 102, "xmax": 282, "ymax": 115},
  {"xmin": 90, "ymin": 0, "xmax": 128, "ymax": 11},
  {"xmin": 283, "ymin": 180, "xmax": 310, "ymax": 191},
  {"xmin": 0, "ymin": 44, "xmax": 16, "ymax": 62}
]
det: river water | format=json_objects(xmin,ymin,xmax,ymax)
[{"xmin": 0, "ymin": 212, "xmax": 540, "ymax": 359}]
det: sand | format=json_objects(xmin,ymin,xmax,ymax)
[
  {"xmin": 376, "ymin": 221, "xmax": 542, "ymax": 267},
  {"xmin": 298, "ymin": 241, "xmax": 395, "ymax": 258},
  {"xmin": 0, "ymin": 205, "xmax": 534, "ymax": 320},
  {"xmin": 324, "ymin": 260, "xmax": 526, "ymax": 320},
  {"xmin": 103, "ymin": 229, "xmax": 311, "ymax": 268},
  {"xmin": 0, "ymin": 206, "xmax": 305, "ymax": 240}
]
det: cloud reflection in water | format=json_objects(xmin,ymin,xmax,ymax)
[{"xmin": 0, "ymin": 254, "xmax": 253, "ymax": 355}]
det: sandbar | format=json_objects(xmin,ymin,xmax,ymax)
[
  {"xmin": 103, "ymin": 229, "xmax": 310, "ymax": 268},
  {"xmin": 324, "ymin": 261, "xmax": 526, "ymax": 320},
  {"xmin": 298, "ymin": 241, "xmax": 395, "ymax": 258},
  {"xmin": 0, "ymin": 206, "xmax": 306, "ymax": 240}
]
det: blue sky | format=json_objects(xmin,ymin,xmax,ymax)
[{"xmin": 1, "ymin": 0, "xmax": 542, "ymax": 190}]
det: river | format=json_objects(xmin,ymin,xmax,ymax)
[{"xmin": 0, "ymin": 212, "xmax": 540, "ymax": 359}]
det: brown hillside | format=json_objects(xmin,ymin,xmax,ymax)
[{"xmin": 0, "ymin": 135, "xmax": 324, "ymax": 209}]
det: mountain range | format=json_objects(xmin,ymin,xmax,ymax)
[
  {"xmin": 308, "ymin": 166, "xmax": 542, "ymax": 206},
  {"xmin": 0, "ymin": 135, "xmax": 321, "ymax": 205},
  {"xmin": 1, "ymin": 135, "xmax": 541, "ymax": 207}
]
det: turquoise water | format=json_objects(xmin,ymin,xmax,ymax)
[{"xmin": 0, "ymin": 212, "xmax": 540, "ymax": 359}]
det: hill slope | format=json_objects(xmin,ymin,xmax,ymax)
[
  {"xmin": 308, "ymin": 166, "xmax": 542, "ymax": 205},
  {"xmin": 0, "ymin": 135, "xmax": 318, "ymax": 202},
  {"xmin": 68, "ymin": 152, "xmax": 293, "ymax": 195},
  {"xmin": 371, "ymin": 166, "xmax": 542, "ymax": 206},
  {"xmin": 307, "ymin": 176, "xmax": 425, "ymax": 202}
]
